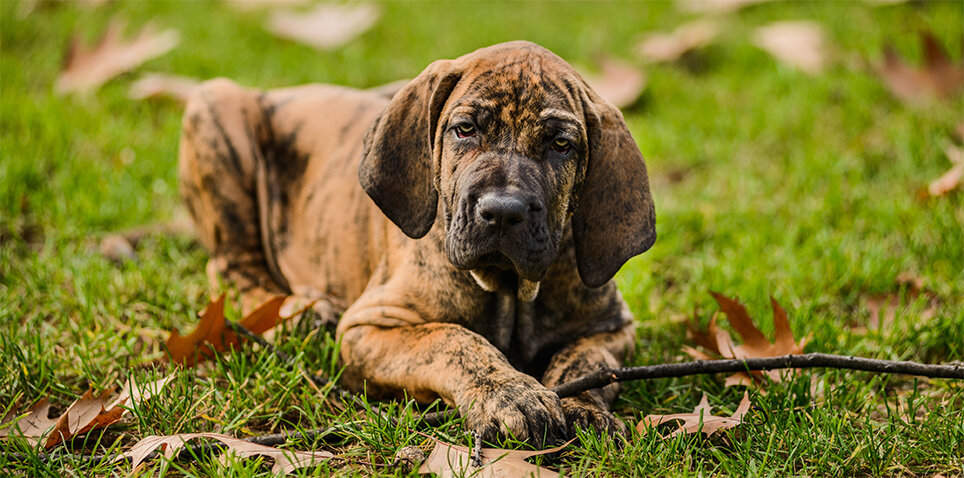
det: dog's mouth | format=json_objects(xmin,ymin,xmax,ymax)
[
  {"xmin": 448, "ymin": 239, "xmax": 552, "ymax": 282},
  {"xmin": 475, "ymin": 251, "xmax": 515, "ymax": 271}
]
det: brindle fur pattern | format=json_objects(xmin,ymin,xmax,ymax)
[{"xmin": 178, "ymin": 41, "xmax": 656, "ymax": 445}]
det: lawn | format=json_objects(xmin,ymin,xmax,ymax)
[{"xmin": 1, "ymin": 0, "xmax": 963, "ymax": 476}]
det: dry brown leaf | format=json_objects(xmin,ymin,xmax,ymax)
[
  {"xmin": 580, "ymin": 57, "xmax": 646, "ymax": 109},
  {"xmin": 47, "ymin": 389, "xmax": 123, "ymax": 448},
  {"xmin": 266, "ymin": 3, "xmax": 380, "ymax": 50},
  {"xmin": 676, "ymin": 0, "xmax": 776, "ymax": 14},
  {"xmin": 111, "ymin": 374, "xmax": 176, "ymax": 408},
  {"xmin": 167, "ymin": 294, "xmax": 231, "ymax": 364},
  {"xmin": 223, "ymin": 0, "xmax": 311, "ymax": 11},
  {"xmin": 753, "ymin": 21, "xmax": 827, "ymax": 74},
  {"xmin": 239, "ymin": 295, "xmax": 288, "ymax": 335},
  {"xmin": 121, "ymin": 432, "xmax": 332, "ymax": 474},
  {"xmin": 0, "ymin": 400, "xmax": 59, "ymax": 444},
  {"xmin": 685, "ymin": 292, "xmax": 807, "ymax": 386},
  {"xmin": 0, "ymin": 375, "xmax": 173, "ymax": 448},
  {"xmin": 99, "ymin": 233, "xmax": 136, "ymax": 263},
  {"xmin": 56, "ymin": 19, "xmax": 180, "ymax": 95},
  {"xmin": 925, "ymin": 145, "xmax": 964, "ymax": 197},
  {"xmin": 17, "ymin": 0, "xmax": 110, "ymax": 18},
  {"xmin": 419, "ymin": 436, "xmax": 572, "ymax": 478},
  {"xmin": 878, "ymin": 32, "xmax": 964, "ymax": 105},
  {"xmin": 637, "ymin": 392, "xmax": 751, "ymax": 438},
  {"xmin": 635, "ymin": 19, "xmax": 720, "ymax": 63},
  {"xmin": 129, "ymin": 73, "xmax": 199, "ymax": 103},
  {"xmin": 167, "ymin": 295, "xmax": 290, "ymax": 365},
  {"xmin": 862, "ymin": 274, "xmax": 938, "ymax": 330},
  {"xmin": 864, "ymin": 0, "xmax": 909, "ymax": 5}
]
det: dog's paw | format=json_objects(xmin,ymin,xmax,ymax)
[
  {"xmin": 562, "ymin": 395, "xmax": 626, "ymax": 438},
  {"xmin": 460, "ymin": 372, "xmax": 567, "ymax": 447}
]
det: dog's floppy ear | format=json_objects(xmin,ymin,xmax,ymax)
[
  {"xmin": 572, "ymin": 95, "xmax": 656, "ymax": 288},
  {"xmin": 360, "ymin": 60, "xmax": 462, "ymax": 238}
]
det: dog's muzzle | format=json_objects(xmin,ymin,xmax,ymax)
[{"xmin": 448, "ymin": 188, "xmax": 553, "ymax": 281}]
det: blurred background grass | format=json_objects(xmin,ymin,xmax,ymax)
[{"xmin": 1, "ymin": 0, "xmax": 963, "ymax": 475}]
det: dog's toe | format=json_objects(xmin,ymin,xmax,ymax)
[{"xmin": 562, "ymin": 395, "xmax": 626, "ymax": 438}]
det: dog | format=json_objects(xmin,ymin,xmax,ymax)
[{"xmin": 178, "ymin": 41, "xmax": 656, "ymax": 445}]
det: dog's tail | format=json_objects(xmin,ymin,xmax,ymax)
[{"xmin": 98, "ymin": 208, "xmax": 194, "ymax": 263}]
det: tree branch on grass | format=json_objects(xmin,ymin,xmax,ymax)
[
  {"xmin": 551, "ymin": 353, "xmax": 964, "ymax": 398},
  {"xmin": 416, "ymin": 353, "xmax": 964, "ymax": 426}
]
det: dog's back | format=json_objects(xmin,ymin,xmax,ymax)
[{"xmin": 256, "ymin": 85, "xmax": 395, "ymax": 303}]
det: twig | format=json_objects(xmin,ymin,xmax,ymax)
[
  {"xmin": 551, "ymin": 353, "xmax": 964, "ymax": 398},
  {"xmin": 469, "ymin": 431, "xmax": 483, "ymax": 467},
  {"xmin": 416, "ymin": 352, "xmax": 963, "ymax": 426}
]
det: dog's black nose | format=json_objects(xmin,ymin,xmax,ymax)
[{"xmin": 477, "ymin": 193, "xmax": 527, "ymax": 231}]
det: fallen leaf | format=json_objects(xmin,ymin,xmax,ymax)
[
  {"xmin": 0, "ymin": 400, "xmax": 59, "ymax": 444},
  {"xmin": 56, "ymin": 19, "xmax": 180, "ymax": 95},
  {"xmin": 924, "ymin": 145, "xmax": 964, "ymax": 197},
  {"xmin": 878, "ymin": 32, "xmax": 964, "ymax": 104},
  {"xmin": 635, "ymin": 19, "xmax": 720, "ymax": 63},
  {"xmin": 223, "ymin": 0, "xmax": 311, "ymax": 11},
  {"xmin": 17, "ymin": 0, "xmax": 109, "ymax": 18},
  {"xmin": 120, "ymin": 432, "xmax": 332, "ymax": 474},
  {"xmin": 637, "ymin": 392, "xmax": 751, "ymax": 438},
  {"xmin": 685, "ymin": 292, "xmax": 808, "ymax": 386},
  {"xmin": 99, "ymin": 233, "xmax": 136, "ymax": 264},
  {"xmin": 129, "ymin": 73, "xmax": 199, "ymax": 103},
  {"xmin": 239, "ymin": 295, "xmax": 288, "ymax": 335},
  {"xmin": 753, "ymin": 21, "xmax": 827, "ymax": 74},
  {"xmin": 266, "ymin": 3, "xmax": 380, "ymax": 50},
  {"xmin": 863, "ymin": 274, "xmax": 938, "ymax": 329},
  {"xmin": 676, "ymin": 0, "xmax": 775, "ymax": 14},
  {"xmin": 111, "ymin": 374, "xmax": 176, "ymax": 409},
  {"xmin": 580, "ymin": 57, "xmax": 647, "ymax": 109},
  {"xmin": 166, "ymin": 295, "xmax": 290, "ymax": 365},
  {"xmin": 167, "ymin": 294, "xmax": 231, "ymax": 365},
  {"xmin": 0, "ymin": 375, "xmax": 174, "ymax": 448},
  {"xmin": 419, "ymin": 436, "xmax": 572, "ymax": 478}
]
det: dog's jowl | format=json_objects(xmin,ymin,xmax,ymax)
[{"xmin": 179, "ymin": 41, "xmax": 656, "ymax": 445}]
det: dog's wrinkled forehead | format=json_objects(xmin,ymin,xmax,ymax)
[{"xmin": 445, "ymin": 42, "xmax": 585, "ymax": 126}]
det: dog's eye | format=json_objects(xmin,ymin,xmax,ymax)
[
  {"xmin": 551, "ymin": 137, "xmax": 571, "ymax": 153},
  {"xmin": 455, "ymin": 123, "xmax": 476, "ymax": 138}
]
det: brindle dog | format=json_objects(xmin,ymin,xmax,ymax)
[{"xmin": 178, "ymin": 41, "xmax": 656, "ymax": 445}]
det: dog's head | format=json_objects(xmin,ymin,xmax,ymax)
[{"xmin": 360, "ymin": 41, "xmax": 655, "ymax": 288}]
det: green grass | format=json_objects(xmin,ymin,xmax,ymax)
[{"xmin": 2, "ymin": 0, "xmax": 963, "ymax": 476}]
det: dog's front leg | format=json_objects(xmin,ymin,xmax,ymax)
[
  {"xmin": 339, "ymin": 321, "xmax": 567, "ymax": 445},
  {"xmin": 541, "ymin": 322, "xmax": 635, "ymax": 437}
]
